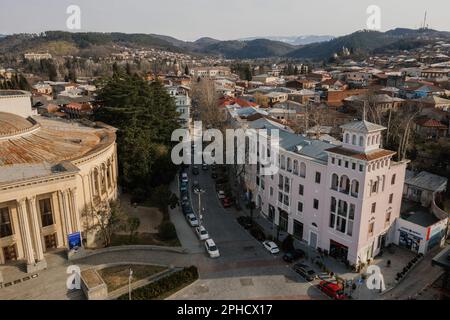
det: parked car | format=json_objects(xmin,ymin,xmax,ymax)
[
  {"xmin": 180, "ymin": 194, "xmax": 189, "ymax": 206},
  {"xmin": 217, "ymin": 190, "xmax": 226, "ymax": 200},
  {"xmin": 283, "ymin": 249, "xmax": 306, "ymax": 263},
  {"xmin": 222, "ymin": 197, "xmax": 233, "ymax": 208},
  {"xmin": 181, "ymin": 172, "xmax": 188, "ymax": 183},
  {"xmin": 250, "ymin": 226, "xmax": 266, "ymax": 241},
  {"xmin": 192, "ymin": 166, "xmax": 200, "ymax": 175},
  {"xmin": 182, "ymin": 205, "xmax": 193, "ymax": 216},
  {"xmin": 195, "ymin": 226, "xmax": 210, "ymax": 241},
  {"xmin": 318, "ymin": 281, "xmax": 348, "ymax": 300},
  {"xmin": 205, "ymin": 239, "xmax": 220, "ymax": 258},
  {"xmin": 263, "ymin": 241, "xmax": 280, "ymax": 254},
  {"xmin": 180, "ymin": 182, "xmax": 188, "ymax": 192},
  {"xmin": 237, "ymin": 216, "xmax": 253, "ymax": 229},
  {"xmin": 186, "ymin": 214, "xmax": 199, "ymax": 227},
  {"xmin": 293, "ymin": 263, "xmax": 317, "ymax": 281}
]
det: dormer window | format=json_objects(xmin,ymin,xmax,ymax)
[
  {"xmin": 352, "ymin": 135, "xmax": 357, "ymax": 145},
  {"xmin": 359, "ymin": 136, "xmax": 364, "ymax": 147}
]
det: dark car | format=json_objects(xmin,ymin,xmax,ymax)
[
  {"xmin": 202, "ymin": 164, "xmax": 208, "ymax": 171},
  {"xmin": 192, "ymin": 166, "xmax": 200, "ymax": 175},
  {"xmin": 283, "ymin": 249, "xmax": 306, "ymax": 263},
  {"xmin": 182, "ymin": 205, "xmax": 194, "ymax": 216},
  {"xmin": 237, "ymin": 216, "xmax": 253, "ymax": 229},
  {"xmin": 293, "ymin": 263, "xmax": 317, "ymax": 281}
]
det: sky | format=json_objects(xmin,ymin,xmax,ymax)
[{"xmin": 1, "ymin": 0, "xmax": 449, "ymax": 41}]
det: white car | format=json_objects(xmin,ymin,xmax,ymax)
[
  {"xmin": 205, "ymin": 239, "xmax": 220, "ymax": 258},
  {"xmin": 263, "ymin": 241, "xmax": 280, "ymax": 254},
  {"xmin": 195, "ymin": 226, "xmax": 210, "ymax": 241},
  {"xmin": 181, "ymin": 172, "xmax": 188, "ymax": 183},
  {"xmin": 186, "ymin": 214, "xmax": 199, "ymax": 227},
  {"xmin": 217, "ymin": 190, "xmax": 226, "ymax": 200}
]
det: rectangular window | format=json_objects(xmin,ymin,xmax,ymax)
[
  {"xmin": 389, "ymin": 193, "xmax": 393, "ymax": 204},
  {"xmin": 391, "ymin": 174, "xmax": 396, "ymax": 185},
  {"xmin": 352, "ymin": 163, "xmax": 356, "ymax": 170},
  {"xmin": 284, "ymin": 177, "xmax": 290, "ymax": 193},
  {"xmin": 345, "ymin": 161, "xmax": 349, "ymax": 168},
  {"xmin": 347, "ymin": 220, "xmax": 353, "ymax": 236},
  {"xmin": 368, "ymin": 222, "xmax": 374, "ymax": 237},
  {"xmin": 297, "ymin": 202, "xmax": 303, "ymax": 213},
  {"xmin": 331, "ymin": 157, "xmax": 335, "ymax": 164},
  {"xmin": 385, "ymin": 212, "xmax": 391, "ymax": 225},
  {"xmin": 270, "ymin": 187, "xmax": 274, "ymax": 197},
  {"xmin": 313, "ymin": 199, "xmax": 319, "ymax": 210},
  {"xmin": 359, "ymin": 164, "xmax": 364, "ymax": 172},
  {"xmin": 299, "ymin": 184, "xmax": 304, "ymax": 196},
  {"xmin": 329, "ymin": 213, "xmax": 336, "ymax": 228},
  {"xmin": 371, "ymin": 202, "xmax": 376, "ymax": 213},
  {"xmin": 39, "ymin": 198, "xmax": 54, "ymax": 227},
  {"xmin": 315, "ymin": 172, "xmax": 321, "ymax": 184},
  {"xmin": 0, "ymin": 207, "xmax": 13, "ymax": 238},
  {"xmin": 283, "ymin": 195, "xmax": 290, "ymax": 206},
  {"xmin": 338, "ymin": 159, "xmax": 342, "ymax": 166},
  {"xmin": 278, "ymin": 192, "xmax": 283, "ymax": 203}
]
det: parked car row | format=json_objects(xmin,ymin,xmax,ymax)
[{"xmin": 179, "ymin": 168, "xmax": 220, "ymax": 259}]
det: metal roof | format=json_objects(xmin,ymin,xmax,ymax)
[
  {"xmin": 340, "ymin": 120, "xmax": 386, "ymax": 133},
  {"xmin": 405, "ymin": 170, "xmax": 448, "ymax": 192}
]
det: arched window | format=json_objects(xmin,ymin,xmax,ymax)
[
  {"xmin": 351, "ymin": 180, "xmax": 359, "ymax": 197},
  {"xmin": 293, "ymin": 160, "xmax": 299, "ymax": 175},
  {"xmin": 359, "ymin": 136, "xmax": 364, "ymax": 147},
  {"xmin": 331, "ymin": 173, "xmax": 339, "ymax": 190},
  {"xmin": 371, "ymin": 136, "xmax": 376, "ymax": 145},
  {"xmin": 376, "ymin": 135, "xmax": 380, "ymax": 144},
  {"xmin": 345, "ymin": 133, "xmax": 350, "ymax": 143},
  {"xmin": 352, "ymin": 134, "xmax": 357, "ymax": 145},
  {"xmin": 339, "ymin": 175, "xmax": 350, "ymax": 194},
  {"xmin": 300, "ymin": 162, "xmax": 306, "ymax": 178},
  {"xmin": 367, "ymin": 136, "xmax": 371, "ymax": 146},
  {"xmin": 287, "ymin": 157, "xmax": 292, "ymax": 172}
]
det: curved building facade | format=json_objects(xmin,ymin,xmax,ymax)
[{"xmin": 0, "ymin": 91, "xmax": 118, "ymax": 272}]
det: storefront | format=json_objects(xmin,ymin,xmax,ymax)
[
  {"xmin": 395, "ymin": 216, "xmax": 448, "ymax": 255},
  {"xmin": 329, "ymin": 239, "xmax": 349, "ymax": 262}
]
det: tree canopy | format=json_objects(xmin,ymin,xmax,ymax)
[{"xmin": 95, "ymin": 72, "xmax": 180, "ymax": 197}]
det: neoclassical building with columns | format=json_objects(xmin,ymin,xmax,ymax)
[{"xmin": 0, "ymin": 90, "xmax": 118, "ymax": 272}]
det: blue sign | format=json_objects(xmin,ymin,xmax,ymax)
[{"xmin": 68, "ymin": 232, "xmax": 82, "ymax": 250}]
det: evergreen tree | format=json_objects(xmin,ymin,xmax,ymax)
[{"xmin": 95, "ymin": 73, "xmax": 180, "ymax": 195}]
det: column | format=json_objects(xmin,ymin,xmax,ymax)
[
  {"xmin": 69, "ymin": 188, "xmax": 81, "ymax": 232},
  {"xmin": 58, "ymin": 190, "xmax": 73, "ymax": 235},
  {"xmin": 27, "ymin": 196, "xmax": 44, "ymax": 261},
  {"xmin": 16, "ymin": 198, "xmax": 34, "ymax": 265}
]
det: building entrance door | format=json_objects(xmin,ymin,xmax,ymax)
[
  {"xmin": 309, "ymin": 231, "xmax": 318, "ymax": 249},
  {"xmin": 2, "ymin": 245, "xmax": 17, "ymax": 262}
]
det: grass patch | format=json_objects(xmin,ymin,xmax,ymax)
[
  {"xmin": 111, "ymin": 233, "xmax": 181, "ymax": 247},
  {"xmin": 98, "ymin": 265, "xmax": 167, "ymax": 292},
  {"xmin": 118, "ymin": 266, "xmax": 198, "ymax": 300}
]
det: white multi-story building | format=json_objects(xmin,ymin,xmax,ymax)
[{"xmin": 245, "ymin": 118, "xmax": 408, "ymax": 268}]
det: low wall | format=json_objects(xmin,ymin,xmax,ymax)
[{"xmin": 69, "ymin": 245, "xmax": 186, "ymax": 261}]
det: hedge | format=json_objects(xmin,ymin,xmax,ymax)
[{"xmin": 118, "ymin": 266, "xmax": 198, "ymax": 300}]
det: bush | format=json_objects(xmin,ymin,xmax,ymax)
[
  {"xmin": 119, "ymin": 266, "xmax": 198, "ymax": 300},
  {"xmin": 158, "ymin": 221, "xmax": 177, "ymax": 240}
]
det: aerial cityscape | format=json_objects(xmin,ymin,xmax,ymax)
[{"xmin": 0, "ymin": 0, "xmax": 449, "ymax": 309}]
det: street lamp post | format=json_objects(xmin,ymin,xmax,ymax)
[
  {"xmin": 194, "ymin": 188, "xmax": 206, "ymax": 227},
  {"xmin": 128, "ymin": 267, "xmax": 133, "ymax": 301}
]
